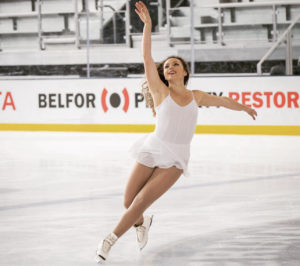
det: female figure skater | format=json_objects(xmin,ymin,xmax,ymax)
[{"xmin": 96, "ymin": 1, "xmax": 257, "ymax": 263}]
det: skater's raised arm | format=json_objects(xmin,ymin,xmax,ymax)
[
  {"xmin": 194, "ymin": 90, "xmax": 258, "ymax": 120},
  {"xmin": 135, "ymin": 1, "xmax": 165, "ymax": 94}
]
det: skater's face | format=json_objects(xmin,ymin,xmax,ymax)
[{"xmin": 163, "ymin": 58, "xmax": 187, "ymax": 83}]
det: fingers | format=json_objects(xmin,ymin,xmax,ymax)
[
  {"xmin": 135, "ymin": 1, "xmax": 148, "ymax": 15},
  {"xmin": 135, "ymin": 1, "xmax": 151, "ymax": 24},
  {"xmin": 253, "ymin": 109, "xmax": 258, "ymax": 120},
  {"xmin": 135, "ymin": 8, "xmax": 142, "ymax": 17},
  {"xmin": 250, "ymin": 109, "xmax": 257, "ymax": 120},
  {"xmin": 245, "ymin": 107, "xmax": 257, "ymax": 120},
  {"xmin": 135, "ymin": 1, "xmax": 145, "ymax": 12},
  {"xmin": 135, "ymin": 2, "xmax": 145, "ymax": 22},
  {"xmin": 136, "ymin": 1, "xmax": 147, "ymax": 10},
  {"xmin": 135, "ymin": 1, "xmax": 141, "ymax": 12}
]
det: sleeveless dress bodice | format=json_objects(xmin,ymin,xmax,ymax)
[
  {"xmin": 155, "ymin": 93, "xmax": 198, "ymax": 144},
  {"xmin": 129, "ymin": 91, "xmax": 198, "ymax": 177}
]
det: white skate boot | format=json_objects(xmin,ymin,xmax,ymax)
[
  {"xmin": 95, "ymin": 232, "xmax": 118, "ymax": 263},
  {"xmin": 135, "ymin": 215, "xmax": 153, "ymax": 250}
]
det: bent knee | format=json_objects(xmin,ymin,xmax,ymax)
[
  {"xmin": 124, "ymin": 193, "xmax": 149, "ymax": 211},
  {"xmin": 130, "ymin": 194, "xmax": 149, "ymax": 211}
]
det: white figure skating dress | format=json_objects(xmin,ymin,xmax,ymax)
[{"xmin": 129, "ymin": 91, "xmax": 198, "ymax": 177}]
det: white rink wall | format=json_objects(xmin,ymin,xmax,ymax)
[{"xmin": 0, "ymin": 76, "xmax": 299, "ymax": 134}]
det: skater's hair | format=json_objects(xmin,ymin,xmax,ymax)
[{"xmin": 142, "ymin": 56, "xmax": 190, "ymax": 117}]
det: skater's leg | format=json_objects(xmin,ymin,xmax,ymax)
[
  {"xmin": 113, "ymin": 166, "xmax": 182, "ymax": 238},
  {"xmin": 123, "ymin": 162, "xmax": 155, "ymax": 226},
  {"xmin": 95, "ymin": 162, "xmax": 155, "ymax": 262}
]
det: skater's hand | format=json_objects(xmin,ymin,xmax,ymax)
[
  {"xmin": 135, "ymin": 1, "xmax": 152, "ymax": 25},
  {"xmin": 245, "ymin": 106, "xmax": 258, "ymax": 120}
]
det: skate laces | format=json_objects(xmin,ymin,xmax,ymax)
[
  {"xmin": 102, "ymin": 234, "xmax": 117, "ymax": 252},
  {"xmin": 102, "ymin": 239, "xmax": 112, "ymax": 253},
  {"xmin": 136, "ymin": 225, "xmax": 146, "ymax": 241}
]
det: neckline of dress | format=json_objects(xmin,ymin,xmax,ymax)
[{"xmin": 168, "ymin": 93, "xmax": 194, "ymax": 108}]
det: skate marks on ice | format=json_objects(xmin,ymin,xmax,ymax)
[
  {"xmin": 143, "ymin": 219, "xmax": 300, "ymax": 266},
  {"xmin": 1, "ymin": 132, "xmax": 300, "ymax": 266},
  {"xmin": 1, "ymin": 171, "xmax": 300, "ymax": 212}
]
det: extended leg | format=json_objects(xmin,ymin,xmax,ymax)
[
  {"xmin": 96, "ymin": 166, "xmax": 182, "ymax": 263},
  {"xmin": 113, "ymin": 166, "xmax": 182, "ymax": 238},
  {"xmin": 123, "ymin": 162, "xmax": 155, "ymax": 226}
]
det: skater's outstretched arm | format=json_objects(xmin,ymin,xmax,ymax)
[
  {"xmin": 135, "ymin": 1, "xmax": 166, "ymax": 95},
  {"xmin": 193, "ymin": 90, "xmax": 258, "ymax": 120}
]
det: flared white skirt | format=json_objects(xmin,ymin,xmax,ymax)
[{"xmin": 129, "ymin": 133, "xmax": 190, "ymax": 177}]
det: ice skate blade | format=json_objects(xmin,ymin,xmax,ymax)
[{"xmin": 95, "ymin": 254, "xmax": 106, "ymax": 264}]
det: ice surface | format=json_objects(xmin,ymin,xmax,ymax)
[{"xmin": 0, "ymin": 132, "xmax": 300, "ymax": 266}]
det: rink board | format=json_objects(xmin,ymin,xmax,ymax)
[{"xmin": 0, "ymin": 76, "xmax": 299, "ymax": 135}]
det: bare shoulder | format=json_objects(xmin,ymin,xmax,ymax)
[{"xmin": 192, "ymin": 90, "xmax": 205, "ymax": 106}]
